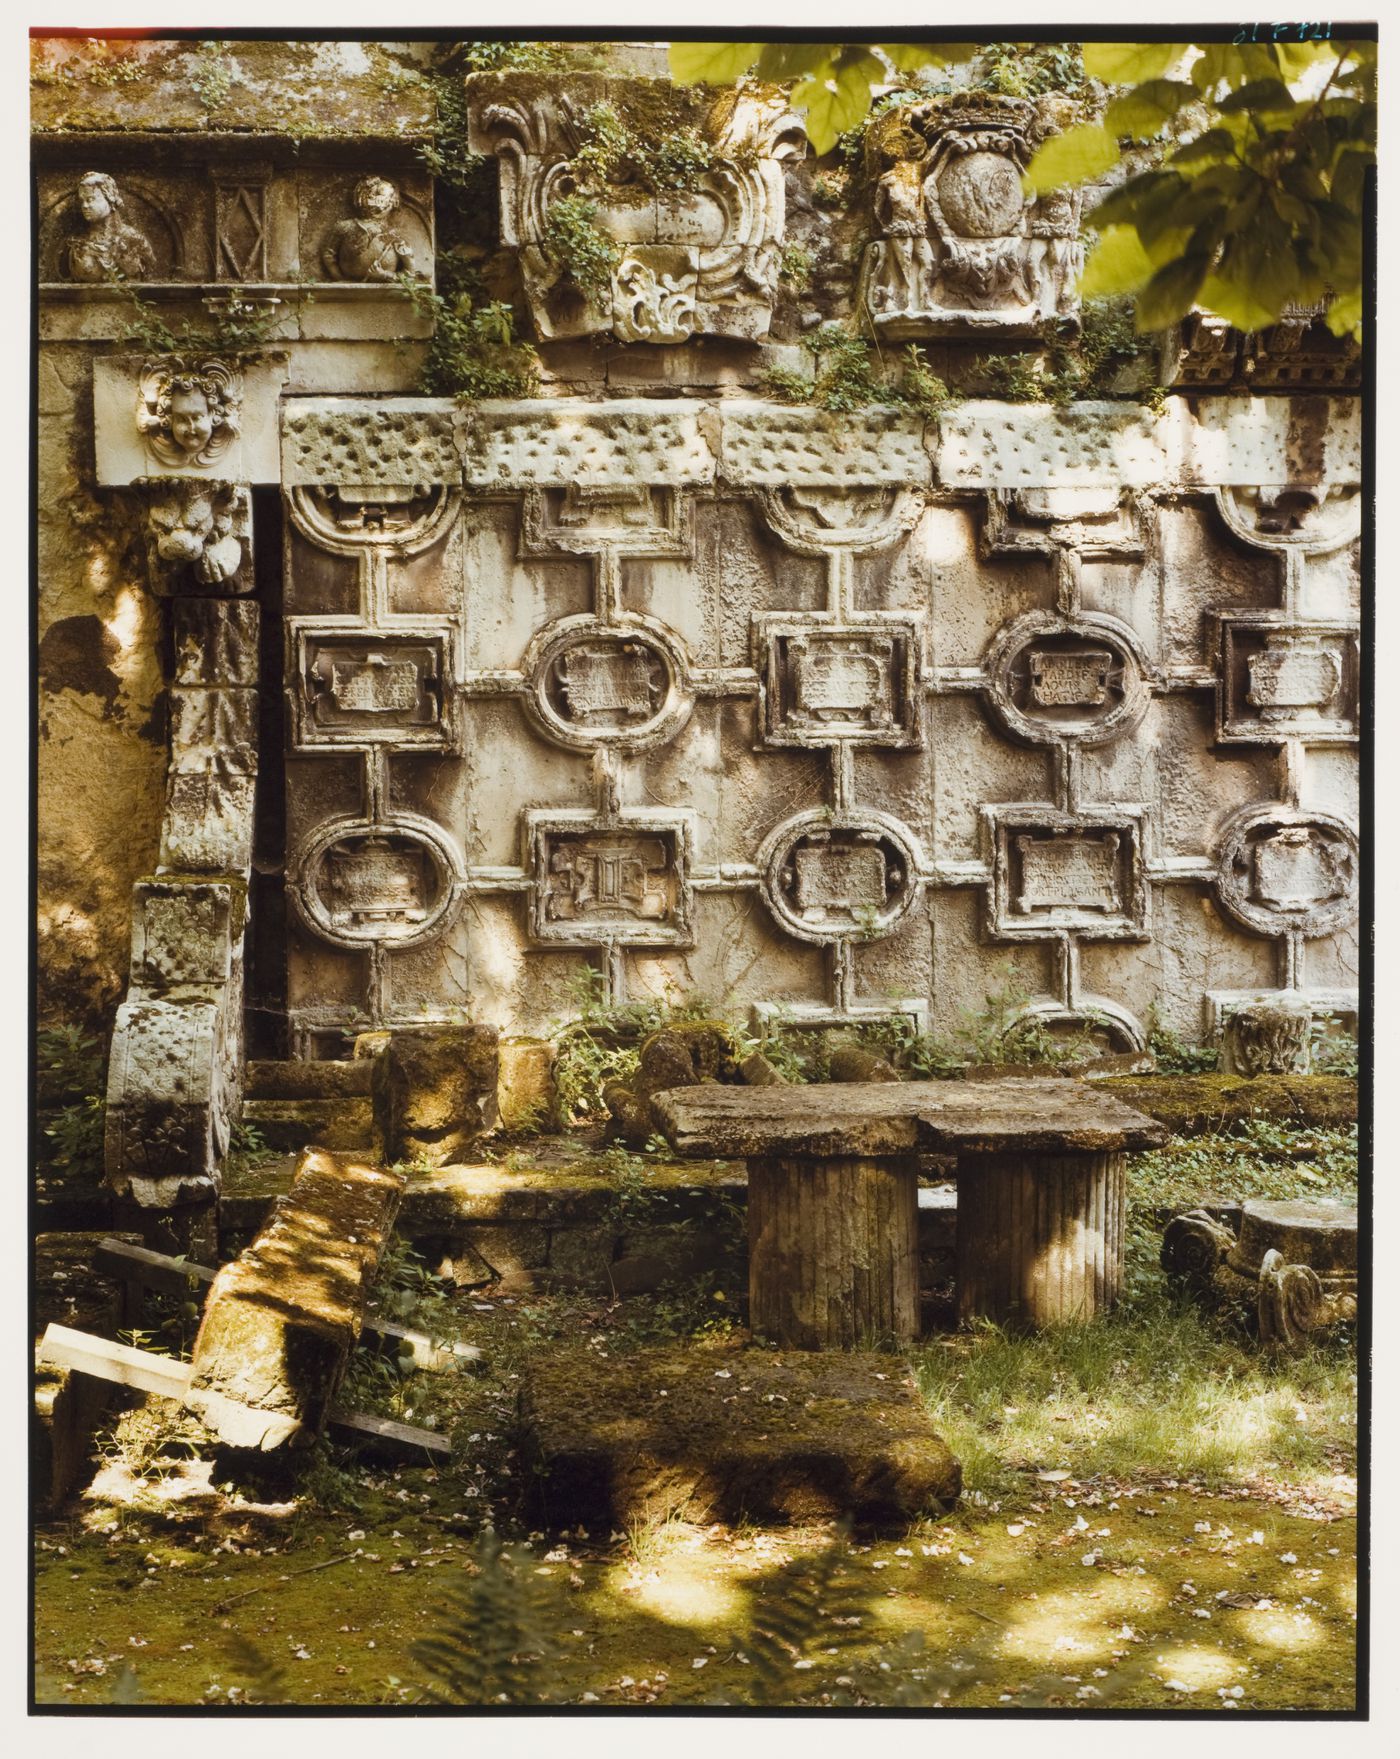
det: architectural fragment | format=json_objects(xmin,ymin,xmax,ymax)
[
  {"xmin": 466, "ymin": 73, "xmax": 805, "ymax": 343},
  {"xmin": 859, "ymin": 94, "xmax": 1082, "ymax": 337}
]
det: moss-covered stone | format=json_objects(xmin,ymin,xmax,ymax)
[
  {"xmin": 372, "ymin": 1025, "xmax": 500, "ymax": 1168},
  {"xmin": 1100, "ymin": 1074, "xmax": 1357, "ymax": 1136},
  {"xmin": 519, "ymin": 1340, "xmax": 961, "ymax": 1529}
]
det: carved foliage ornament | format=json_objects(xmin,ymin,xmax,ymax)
[{"xmin": 136, "ymin": 356, "xmax": 241, "ymax": 468}]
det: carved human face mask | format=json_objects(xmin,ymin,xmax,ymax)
[
  {"xmin": 168, "ymin": 388, "xmax": 214, "ymax": 457},
  {"xmin": 78, "ymin": 179, "xmax": 112, "ymax": 223}
]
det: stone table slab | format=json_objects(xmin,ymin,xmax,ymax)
[
  {"xmin": 651, "ymin": 1077, "xmax": 1167, "ymax": 1159},
  {"xmin": 519, "ymin": 1342, "xmax": 960, "ymax": 1529}
]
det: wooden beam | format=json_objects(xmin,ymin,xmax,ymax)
[
  {"xmin": 327, "ymin": 1407, "xmax": 453, "ymax": 1462},
  {"xmin": 92, "ymin": 1236, "xmax": 483, "ymax": 1371},
  {"xmin": 35, "ymin": 1324, "xmax": 192, "ymax": 1400}
]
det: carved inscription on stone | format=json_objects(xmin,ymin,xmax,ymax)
[
  {"xmin": 758, "ymin": 620, "xmax": 920, "ymax": 747},
  {"xmin": 988, "ymin": 810, "xmax": 1146, "ymax": 940},
  {"xmin": 1028, "ymin": 646, "xmax": 1112, "ymax": 708},
  {"xmin": 525, "ymin": 618, "xmax": 691, "ymax": 752},
  {"xmin": 293, "ymin": 816, "xmax": 463, "ymax": 950},
  {"xmin": 325, "ymin": 837, "xmax": 432, "ymax": 929},
  {"xmin": 1015, "ymin": 832, "xmax": 1121, "ymax": 914},
  {"xmin": 296, "ymin": 633, "xmax": 448, "ymax": 746},
  {"xmin": 526, "ymin": 815, "xmax": 692, "ymax": 946},
  {"xmin": 1217, "ymin": 616, "xmax": 1358, "ymax": 744},
  {"xmin": 1217, "ymin": 806, "xmax": 1358, "ymax": 938},
  {"xmin": 760, "ymin": 811, "xmax": 921, "ymax": 943},
  {"xmin": 985, "ymin": 614, "xmax": 1148, "ymax": 747}
]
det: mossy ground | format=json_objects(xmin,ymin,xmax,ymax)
[{"xmin": 34, "ymin": 1116, "xmax": 1358, "ymax": 1709}]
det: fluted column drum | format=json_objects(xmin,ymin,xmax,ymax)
[
  {"xmin": 748, "ymin": 1154, "xmax": 920, "ymax": 1350},
  {"xmin": 955, "ymin": 1150, "xmax": 1126, "ymax": 1327}
]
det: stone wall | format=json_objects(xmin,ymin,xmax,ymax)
[{"xmin": 34, "ymin": 39, "xmax": 1361, "ymax": 1192}]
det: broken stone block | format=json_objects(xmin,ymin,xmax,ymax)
[
  {"xmin": 827, "ymin": 1043, "xmax": 900, "ymax": 1083},
  {"xmin": 497, "ymin": 1036, "xmax": 560, "ymax": 1133},
  {"xmin": 605, "ymin": 1021, "xmax": 740, "ymax": 1147},
  {"xmin": 372, "ymin": 1025, "xmax": 500, "ymax": 1168},
  {"xmin": 185, "ymin": 1146, "xmax": 405, "ymax": 1449},
  {"xmin": 1221, "ymin": 994, "xmax": 1313, "ymax": 1076},
  {"xmin": 520, "ymin": 1343, "xmax": 961, "ymax": 1529}
]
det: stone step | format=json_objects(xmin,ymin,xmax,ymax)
[
  {"xmin": 518, "ymin": 1342, "xmax": 961, "ymax": 1529},
  {"xmin": 245, "ymin": 1059, "xmax": 375, "ymax": 1100}
]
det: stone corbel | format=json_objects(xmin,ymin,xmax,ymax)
[{"xmin": 142, "ymin": 480, "xmax": 252, "ymax": 595}]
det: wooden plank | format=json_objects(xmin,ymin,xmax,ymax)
[
  {"xmin": 327, "ymin": 1406, "xmax": 453, "ymax": 1462},
  {"xmin": 35, "ymin": 1324, "xmax": 192, "ymax": 1400},
  {"xmin": 95, "ymin": 1237, "xmax": 215, "ymax": 1298}
]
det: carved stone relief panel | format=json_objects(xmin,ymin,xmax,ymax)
[
  {"xmin": 983, "ymin": 611, "xmax": 1151, "ymax": 747},
  {"xmin": 985, "ymin": 808, "xmax": 1149, "ymax": 941},
  {"xmin": 1216, "ymin": 805, "xmax": 1359, "ymax": 940},
  {"xmin": 526, "ymin": 813, "xmax": 693, "ymax": 947},
  {"xmin": 756, "ymin": 616, "xmax": 922, "ymax": 747},
  {"xmin": 859, "ymin": 94, "xmax": 1082, "ymax": 338},
  {"xmin": 292, "ymin": 629, "xmax": 453, "ymax": 748},
  {"xmin": 466, "ymin": 74, "xmax": 805, "ymax": 343},
  {"xmin": 1216, "ymin": 614, "xmax": 1359, "ymax": 743}
]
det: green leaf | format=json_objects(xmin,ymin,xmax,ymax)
[
  {"xmin": 1135, "ymin": 253, "xmax": 1211, "ymax": 329},
  {"xmin": 1167, "ymin": 127, "xmax": 1238, "ymax": 168},
  {"xmin": 1198, "ymin": 271, "xmax": 1278, "ymax": 332},
  {"xmin": 1088, "ymin": 170, "xmax": 1182, "ymax": 229},
  {"xmin": 668, "ymin": 41, "xmax": 762, "ymax": 84},
  {"xmin": 1106, "ymin": 80, "xmax": 1195, "ymax": 139},
  {"xmin": 754, "ymin": 42, "xmax": 840, "ymax": 81},
  {"xmin": 882, "ymin": 42, "xmax": 979, "ymax": 72},
  {"xmin": 1217, "ymin": 78, "xmax": 1296, "ymax": 114},
  {"xmin": 1022, "ymin": 123, "xmax": 1119, "ymax": 194},
  {"xmin": 1082, "ymin": 42, "xmax": 1188, "ymax": 84},
  {"xmin": 1324, "ymin": 287, "xmax": 1362, "ymax": 340},
  {"xmin": 1080, "ymin": 225, "xmax": 1155, "ymax": 298},
  {"xmin": 790, "ymin": 51, "xmax": 882, "ymax": 155}
]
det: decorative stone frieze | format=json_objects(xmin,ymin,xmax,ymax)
[
  {"xmin": 859, "ymin": 94, "xmax": 1082, "ymax": 338},
  {"xmin": 464, "ymin": 399, "xmax": 715, "ymax": 488},
  {"xmin": 60, "ymin": 171, "xmax": 156, "ymax": 281},
  {"xmin": 719, "ymin": 404, "xmax": 930, "ymax": 487},
  {"xmin": 1165, "ymin": 305, "xmax": 1362, "ymax": 393},
  {"xmin": 466, "ymin": 74, "xmax": 805, "ymax": 344},
  {"xmin": 282, "ymin": 401, "xmax": 462, "ymax": 487}
]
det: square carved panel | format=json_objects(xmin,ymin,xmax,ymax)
[
  {"xmin": 1216, "ymin": 613, "xmax": 1359, "ymax": 744},
  {"xmin": 985, "ymin": 806, "xmax": 1149, "ymax": 941},
  {"xmin": 754, "ymin": 615, "xmax": 923, "ymax": 748},
  {"xmin": 524, "ymin": 811, "xmax": 694, "ymax": 947},
  {"xmin": 290, "ymin": 626, "xmax": 454, "ymax": 749}
]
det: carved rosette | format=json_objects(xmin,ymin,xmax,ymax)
[{"xmin": 466, "ymin": 75, "xmax": 805, "ymax": 344}]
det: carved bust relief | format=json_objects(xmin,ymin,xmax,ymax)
[
  {"xmin": 135, "ymin": 356, "xmax": 241, "ymax": 468},
  {"xmin": 859, "ymin": 95, "xmax": 1082, "ymax": 337},
  {"xmin": 61, "ymin": 171, "xmax": 155, "ymax": 283},
  {"xmin": 320, "ymin": 175, "xmax": 416, "ymax": 281}
]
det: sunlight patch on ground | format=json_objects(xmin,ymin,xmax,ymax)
[
  {"xmin": 999, "ymin": 1577, "xmax": 1166, "ymax": 1665},
  {"xmin": 1229, "ymin": 1607, "xmax": 1326, "ymax": 1651},
  {"xmin": 1149, "ymin": 1641, "xmax": 1241, "ymax": 1692},
  {"xmin": 601, "ymin": 1549, "xmax": 745, "ymax": 1629}
]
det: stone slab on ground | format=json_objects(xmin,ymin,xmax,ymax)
[
  {"xmin": 519, "ymin": 1342, "xmax": 960, "ymax": 1530},
  {"xmin": 186, "ymin": 1146, "xmax": 405, "ymax": 1449},
  {"xmin": 1097, "ymin": 1074, "xmax": 1356, "ymax": 1136}
]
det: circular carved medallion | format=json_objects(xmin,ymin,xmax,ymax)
[
  {"xmin": 983, "ymin": 611, "xmax": 1151, "ymax": 747},
  {"xmin": 522, "ymin": 615, "xmax": 694, "ymax": 752},
  {"xmin": 1215, "ymin": 803, "xmax": 1358, "ymax": 939},
  {"xmin": 936, "ymin": 152, "xmax": 1025, "ymax": 237},
  {"xmin": 757, "ymin": 808, "xmax": 923, "ymax": 945},
  {"xmin": 291, "ymin": 814, "xmax": 465, "ymax": 950}
]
